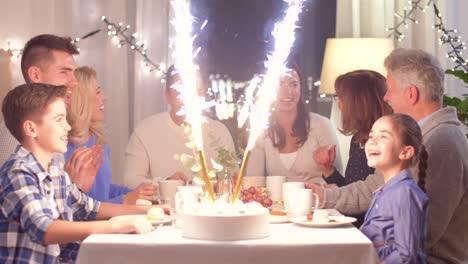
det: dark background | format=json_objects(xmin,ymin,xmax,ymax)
[
  {"xmin": 192, "ymin": 0, "xmax": 337, "ymax": 84},
  {"xmin": 190, "ymin": 0, "xmax": 337, "ymax": 146}
]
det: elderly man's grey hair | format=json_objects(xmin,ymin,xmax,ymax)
[{"xmin": 384, "ymin": 48, "xmax": 444, "ymax": 104}]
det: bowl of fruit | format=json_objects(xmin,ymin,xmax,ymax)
[
  {"xmin": 240, "ymin": 186, "xmax": 291, "ymax": 223},
  {"xmin": 240, "ymin": 186, "xmax": 273, "ymax": 208}
]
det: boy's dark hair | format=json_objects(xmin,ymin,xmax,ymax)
[
  {"xmin": 387, "ymin": 114, "xmax": 428, "ymax": 192},
  {"xmin": 2, "ymin": 83, "xmax": 66, "ymax": 143},
  {"xmin": 21, "ymin": 34, "xmax": 79, "ymax": 83}
]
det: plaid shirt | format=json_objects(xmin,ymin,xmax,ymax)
[{"xmin": 0, "ymin": 146, "xmax": 101, "ymax": 264}]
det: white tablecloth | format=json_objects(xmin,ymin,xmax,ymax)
[{"xmin": 76, "ymin": 209, "xmax": 378, "ymax": 264}]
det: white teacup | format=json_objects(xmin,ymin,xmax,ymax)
[
  {"xmin": 242, "ymin": 176, "xmax": 266, "ymax": 188},
  {"xmin": 282, "ymin": 182, "xmax": 305, "ymax": 211},
  {"xmin": 175, "ymin": 185, "xmax": 203, "ymax": 213},
  {"xmin": 266, "ymin": 176, "xmax": 286, "ymax": 201},
  {"xmin": 173, "ymin": 185, "xmax": 203, "ymax": 228},
  {"xmin": 286, "ymin": 189, "xmax": 320, "ymax": 216},
  {"xmin": 158, "ymin": 179, "xmax": 184, "ymax": 206}
]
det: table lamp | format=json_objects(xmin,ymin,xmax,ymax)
[{"xmin": 319, "ymin": 38, "xmax": 394, "ymax": 94}]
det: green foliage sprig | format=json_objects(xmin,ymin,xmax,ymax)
[
  {"xmin": 174, "ymin": 125, "xmax": 237, "ymax": 185},
  {"xmin": 444, "ymin": 70, "xmax": 468, "ymax": 127}
]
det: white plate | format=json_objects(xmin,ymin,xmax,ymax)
[
  {"xmin": 111, "ymin": 214, "xmax": 172, "ymax": 226},
  {"xmin": 289, "ymin": 215, "xmax": 357, "ymax": 228}
]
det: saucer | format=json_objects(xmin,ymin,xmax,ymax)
[{"xmin": 289, "ymin": 215, "xmax": 357, "ymax": 228}]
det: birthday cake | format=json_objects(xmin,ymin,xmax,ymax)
[{"xmin": 181, "ymin": 197, "xmax": 270, "ymax": 241}]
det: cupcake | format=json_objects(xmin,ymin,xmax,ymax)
[{"xmin": 147, "ymin": 207, "xmax": 165, "ymax": 221}]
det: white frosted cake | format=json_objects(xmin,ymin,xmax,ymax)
[{"xmin": 181, "ymin": 198, "xmax": 270, "ymax": 241}]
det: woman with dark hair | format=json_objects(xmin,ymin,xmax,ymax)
[
  {"xmin": 313, "ymin": 70, "xmax": 392, "ymax": 187},
  {"xmin": 246, "ymin": 65, "xmax": 341, "ymax": 183}
]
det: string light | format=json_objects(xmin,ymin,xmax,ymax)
[
  {"xmin": 97, "ymin": 16, "xmax": 166, "ymax": 77},
  {"xmin": 2, "ymin": 17, "xmax": 167, "ymax": 79},
  {"xmin": 3, "ymin": 40, "xmax": 22, "ymax": 59},
  {"xmin": 386, "ymin": 0, "xmax": 433, "ymax": 42},
  {"xmin": 432, "ymin": 4, "xmax": 468, "ymax": 73}
]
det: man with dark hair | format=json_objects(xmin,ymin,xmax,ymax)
[
  {"xmin": 1, "ymin": 34, "xmax": 101, "ymax": 191},
  {"xmin": 20, "ymin": 34, "xmax": 79, "ymax": 84}
]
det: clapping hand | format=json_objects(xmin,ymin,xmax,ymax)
[
  {"xmin": 312, "ymin": 145, "xmax": 336, "ymax": 177},
  {"xmin": 65, "ymin": 145, "xmax": 104, "ymax": 192}
]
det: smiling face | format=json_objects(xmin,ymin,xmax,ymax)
[
  {"xmin": 383, "ymin": 72, "xmax": 411, "ymax": 115},
  {"xmin": 32, "ymin": 98, "xmax": 71, "ymax": 154},
  {"xmin": 365, "ymin": 116, "xmax": 411, "ymax": 177},
  {"xmin": 276, "ymin": 69, "xmax": 301, "ymax": 112},
  {"xmin": 90, "ymin": 76, "xmax": 107, "ymax": 122},
  {"xmin": 34, "ymin": 50, "xmax": 78, "ymax": 103}
]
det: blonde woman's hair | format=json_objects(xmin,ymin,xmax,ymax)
[{"xmin": 68, "ymin": 66, "xmax": 106, "ymax": 145}]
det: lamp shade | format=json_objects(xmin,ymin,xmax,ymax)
[{"xmin": 319, "ymin": 38, "xmax": 394, "ymax": 94}]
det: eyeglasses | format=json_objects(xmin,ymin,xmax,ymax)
[{"xmin": 332, "ymin": 94, "xmax": 343, "ymax": 102}]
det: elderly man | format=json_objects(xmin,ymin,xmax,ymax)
[{"xmin": 310, "ymin": 48, "xmax": 468, "ymax": 264}]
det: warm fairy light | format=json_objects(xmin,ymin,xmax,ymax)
[
  {"xmin": 386, "ymin": 0, "xmax": 432, "ymax": 41},
  {"xmin": 171, "ymin": 0, "xmax": 215, "ymax": 201},
  {"xmin": 432, "ymin": 4, "xmax": 468, "ymax": 72},
  {"xmin": 233, "ymin": 0, "xmax": 304, "ymax": 203},
  {"xmin": 3, "ymin": 40, "xmax": 22, "ymax": 59}
]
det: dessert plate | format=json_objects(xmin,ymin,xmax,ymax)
[
  {"xmin": 289, "ymin": 215, "xmax": 357, "ymax": 228},
  {"xmin": 111, "ymin": 214, "xmax": 172, "ymax": 226}
]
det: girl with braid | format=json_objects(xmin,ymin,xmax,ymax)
[{"xmin": 361, "ymin": 114, "xmax": 428, "ymax": 264}]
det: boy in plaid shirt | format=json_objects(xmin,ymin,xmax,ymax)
[{"xmin": 0, "ymin": 83, "xmax": 154, "ymax": 264}]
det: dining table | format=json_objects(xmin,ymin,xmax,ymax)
[{"xmin": 76, "ymin": 209, "xmax": 379, "ymax": 264}]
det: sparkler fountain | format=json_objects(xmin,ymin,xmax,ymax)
[
  {"xmin": 232, "ymin": 0, "xmax": 305, "ymax": 203},
  {"xmin": 171, "ymin": 0, "xmax": 215, "ymax": 201},
  {"xmin": 170, "ymin": 0, "xmax": 305, "ymax": 241}
]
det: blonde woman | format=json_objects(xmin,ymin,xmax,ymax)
[{"xmin": 65, "ymin": 66, "xmax": 156, "ymax": 204}]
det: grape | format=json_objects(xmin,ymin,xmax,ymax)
[
  {"xmin": 263, "ymin": 198, "xmax": 273, "ymax": 207},
  {"xmin": 248, "ymin": 186, "xmax": 257, "ymax": 194},
  {"xmin": 239, "ymin": 187, "xmax": 273, "ymax": 208},
  {"xmin": 255, "ymin": 196, "xmax": 264, "ymax": 204}
]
